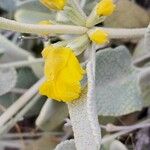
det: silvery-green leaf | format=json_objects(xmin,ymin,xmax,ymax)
[
  {"xmin": 82, "ymin": 0, "xmax": 97, "ymax": 15},
  {"xmin": 28, "ymin": 56, "xmax": 44, "ymax": 78},
  {"xmin": 16, "ymin": 67, "xmax": 45, "ymax": 117},
  {"xmin": 66, "ymin": 34, "xmax": 90, "ymax": 56},
  {"xmin": 55, "ymin": 140, "xmax": 76, "ymax": 150},
  {"xmin": 133, "ymin": 39, "xmax": 145, "ymax": 60},
  {"xmin": 0, "ymin": 94, "xmax": 41, "ymax": 135},
  {"xmin": 56, "ymin": 11, "xmax": 70, "ymax": 23},
  {"xmin": 0, "ymin": 67, "xmax": 44, "ymax": 117},
  {"xmin": 0, "ymin": 68, "xmax": 17, "ymax": 96},
  {"xmin": 96, "ymin": 46, "xmax": 143, "ymax": 116},
  {"xmin": 139, "ymin": 69, "xmax": 150, "ymax": 107},
  {"xmin": 133, "ymin": 24, "xmax": 150, "ymax": 66},
  {"xmin": 0, "ymin": 0, "xmax": 16, "ymax": 11},
  {"xmin": 15, "ymin": 1, "xmax": 56, "ymax": 24},
  {"xmin": 17, "ymin": 0, "xmax": 51, "ymax": 13},
  {"xmin": 67, "ymin": 61, "xmax": 101, "ymax": 150},
  {"xmin": 109, "ymin": 140, "xmax": 128, "ymax": 150},
  {"xmin": 64, "ymin": 6, "xmax": 85, "ymax": 26},
  {"xmin": 0, "ymin": 48, "xmax": 4, "ymax": 57},
  {"xmin": 0, "ymin": 34, "xmax": 31, "ymax": 62},
  {"xmin": 144, "ymin": 24, "xmax": 150, "ymax": 52},
  {"xmin": 30, "ymin": 62, "xmax": 43, "ymax": 78},
  {"xmin": 16, "ymin": 67, "xmax": 38, "ymax": 88},
  {"xmin": 36, "ymin": 100, "xmax": 68, "ymax": 131},
  {"xmin": 102, "ymin": 139, "xmax": 128, "ymax": 150}
]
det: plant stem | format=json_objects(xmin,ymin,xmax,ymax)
[
  {"xmin": 0, "ymin": 78, "xmax": 44, "ymax": 128},
  {"xmin": 101, "ymin": 122, "xmax": 150, "ymax": 132},
  {"xmin": 0, "ymin": 34, "xmax": 32, "ymax": 58},
  {"xmin": 133, "ymin": 53, "xmax": 150, "ymax": 67},
  {"xmin": 0, "ymin": 17, "xmax": 88, "ymax": 35},
  {"xmin": 0, "ymin": 18, "xmax": 147, "ymax": 39},
  {"xmin": 101, "ymin": 129, "xmax": 133, "ymax": 144},
  {"xmin": 0, "ymin": 94, "xmax": 41, "ymax": 135},
  {"xmin": 101, "ymin": 118, "xmax": 150, "ymax": 144},
  {"xmin": 94, "ymin": 27, "xmax": 147, "ymax": 39},
  {"xmin": 0, "ymin": 131, "xmax": 63, "ymax": 139},
  {"xmin": 0, "ymin": 58, "xmax": 43, "ymax": 68},
  {"xmin": 80, "ymin": 0, "xmax": 87, "ymax": 8},
  {"xmin": 11, "ymin": 88, "xmax": 27, "ymax": 94}
]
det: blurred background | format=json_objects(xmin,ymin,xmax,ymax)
[{"xmin": 0, "ymin": 0, "xmax": 150, "ymax": 149}]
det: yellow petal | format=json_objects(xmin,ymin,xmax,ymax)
[
  {"xmin": 89, "ymin": 29, "xmax": 108, "ymax": 45},
  {"xmin": 39, "ymin": 79, "xmax": 81, "ymax": 102},
  {"xmin": 38, "ymin": 20, "xmax": 53, "ymax": 25},
  {"xmin": 39, "ymin": 80, "xmax": 61, "ymax": 101},
  {"xmin": 96, "ymin": 0, "xmax": 116, "ymax": 16},
  {"xmin": 40, "ymin": 0, "xmax": 67, "ymax": 10},
  {"xmin": 41, "ymin": 46, "xmax": 51, "ymax": 59},
  {"xmin": 43, "ymin": 46, "xmax": 70, "ymax": 80},
  {"xmin": 38, "ymin": 20, "xmax": 53, "ymax": 36},
  {"xmin": 39, "ymin": 46, "xmax": 85, "ymax": 102}
]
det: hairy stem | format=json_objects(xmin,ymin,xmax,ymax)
[
  {"xmin": 0, "ymin": 17, "xmax": 88, "ymax": 35},
  {"xmin": 0, "ymin": 34, "xmax": 32, "ymax": 58},
  {"xmin": 0, "ymin": 94, "xmax": 41, "ymax": 135},
  {"xmin": 94, "ymin": 27, "xmax": 147, "ymax": 39},
  {"xmin": 101, "ymin": 122, "xmax": 150, "ymax": 132},
  {"xmin": 0, "ymin": 58, "xmax": 43, "ymax": 68},
  {"xmin": 0, "ymin": 131, "xmax": 63, "ymax": 139},
  {"xmin": 0, "ymin": 18, "xmax": 147, "ymax": 39},
  {"xmin": 101, "ymin": 118, "xmax": 150, "ymax": 144},
  {"xmin": 133, "ymin": 53, "xmax": 150, "ymax": 67},
  {"xmin": 0, "ymin": 78, "xmax": 44, "ymax": 128}
]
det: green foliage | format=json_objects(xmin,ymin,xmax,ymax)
[
  {"xmin": 0, "ymin": 34, "xmax": 30, "ymax": 62},
  {"xmin": 0, "ymin": 68, "xmax": 17, "ymax": 96},
  {"xmin": 55, "ymin": 140, "xmax": 76, "ymax": 150},
  {"xmin": 15, "ymin": 0, "xmax": 56, "ymax": 24},
  {"xmin": 95, "ymin": 46, "xmax": 143, "ymax": 116},
  {"xmin": 0, "ymin": 67, "xmax": 45, "ymax": 117},
  {"xmin": 102, "ymin": 140, "xmax": 128, "ymax": 150},
  {"xmin": 0, "ymin": 0, "xmax": 16, "ymax": 11},
  {"xmin": 0, "ymin": 0, "xmax": 150, "ymax": 149},
  {"xmin": 36, "ymin": 100, "xmax": 68, "ymax": 131}
]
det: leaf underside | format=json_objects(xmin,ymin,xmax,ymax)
[
  {"xmin": 96, "ymin": 46, "xmax": 143, "ymax": 116},
  {"xmin": 0, "ymin": 67, "xmax": 17, "ymax": 96}
]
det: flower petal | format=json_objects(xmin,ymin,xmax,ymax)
[
  {"xmin": 39, "ymin": 46, "xmax": 85, "ymax": 102},
  {"xmin": 96, "ymin": 0, "xmax": 116, "ymax": 16},
  {"xmin": 89, "ymin": 29, "xmax": 108, "ymax": 44},
  {"xmin": 40, "ymin": 0, "xmax": 67, "ymax": 10},
  {"xmin": 43, "ymin": 46, "xmax": 70, "ymax": 80}
]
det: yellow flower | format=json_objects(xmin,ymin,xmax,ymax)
[
  {"xmin": 38, "ymin": 20, "xmax": 53, "ymax": 25},
  {"xmin": 39, "ymin": 46, "xmax": 85, "ymax": 102},
  {"xmin": 96, "ymin": 0, "xmax": 116, "ymax": 16},
  {"xmin": 40, "ymin": 0, "xmax": 67, "ymax": 10},
  {"xmin": 89, "ymin": 29, "xmax": 108, "ymax": 44},
  {"xmin": 38, "ymin": 20, "xmax": 53, "ymax": 35}
]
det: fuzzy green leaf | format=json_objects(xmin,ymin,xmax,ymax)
[
  {"xmin": 96, "ymin": 46, "xmax": 143, "ymax": 116},
  {"xmin": 139, "ymin": 69, "xmax": 150, "ymax": 107},
  {"xmin": 55, "ymin": 140, "xmax": 76, "ymax": 150},
  {"xmin": 110, "ymin": 140, "xmax": 128, "ymax": 150},
  {"xmin": 36, "ymin": 100, "xmax": 68, "ymax": 131},
  {"xmin": 0, "ymin": 68, "xmax": 17, "ymax": 96},
  {"xmin": 0, "ymin": 67, "xmax": 44, "ymax": 117},
  {"xmin": 0, "ymin": 34, "xmax": 31, "ymax": 62},
  {"xmin": 15, "ymin": 0, "xmax": 55, "ymax": 24}
]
